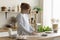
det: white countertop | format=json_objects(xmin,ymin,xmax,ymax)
[
  {"xmin": 0, "ymin": 31, "xmax": 17, "ymax": 37},
  {"xmin": 17, "ymin": 29, "xmax": 60, "ymax": 39},
  {"xmin": 17, "ymin": 33, "xmax": 59, "ymax": 39},
  {"xmin": 0, "ymin": 29, "xmax": 60, "ymax": 39}
]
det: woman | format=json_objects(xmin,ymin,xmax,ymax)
[{"xmin": 17, "ymin": 3, "xmax": 36, "ymax": 35}]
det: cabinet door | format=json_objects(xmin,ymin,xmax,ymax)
[{"xmin": 0, "ymin": 13, "xmax": 6, "ymax": 28}]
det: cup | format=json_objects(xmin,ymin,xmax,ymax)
[{"xmin": 52, "ymin": 24, "xmax": 58, "ymax": 33}]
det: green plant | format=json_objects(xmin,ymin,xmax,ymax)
[
  {"xmin": 38, "ymin": 25, "xmax": 44, "ymax": 32},
  {"xmin": 38, "ymin": 25, "xmax": 52, "ymax": 32},
  {"xmin": 44, "ymin": 26, "xmax": 52, "ymax": 31},
  {"xmin": 33, "ymin": 7, "xmax": 42, "ymax": 13}
]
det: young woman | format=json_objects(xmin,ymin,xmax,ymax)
[{"xmin": 17, "ymin": 3, "xmax": 36, "ymax": 35}]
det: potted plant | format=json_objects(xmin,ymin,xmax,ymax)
[
  {"xmin": 38, "ymin": 25, "xmax": 52, "ymax": 32},
  {"xmin": 33, "ymin": 7, "xmax": 42, "ymax": 13},
  {"xmin": 38, "ymin": 25, "xmax": 44, "ymax": 32}
]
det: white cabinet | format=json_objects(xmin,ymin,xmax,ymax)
[
  {"xmin": 0, "ymin": 13, "xmax": 6, "ymax": 28},
  {"xmin": 0, "ymin": 12, "xmax": 19, "ymax": 28}
]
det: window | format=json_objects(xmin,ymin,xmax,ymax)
[
  {"xmin": 43, "ymin": 0, "xmax": 52, "ymax": 27},
  {"xmin": 53, "ymin": 0, "xmax": 60, "ymax": 29},
  {"xmin": 43, "ymin": 0, "xmax": 60, "ymax": 29}
]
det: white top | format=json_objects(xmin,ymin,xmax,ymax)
[{"xmin": 16, "ymin": 13, "xmax": 35, "ymax": 35}]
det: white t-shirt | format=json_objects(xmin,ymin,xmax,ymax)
[{"xmin": 17, "ymin": 13, "xmax": 35, "ymax": 35}]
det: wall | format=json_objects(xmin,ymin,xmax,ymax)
[
  {"xmin": 0, "ymin": 0, "xmax": 42, "ymax": 28},
  {"xmin": 0, "ymin": 0, "xmax": 40, "ymax": 12},
  {"xmin": 0, "ymin": 0, "xmax": 39, "ymax": 8}
]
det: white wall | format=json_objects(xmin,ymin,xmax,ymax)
[
  {"xmin": 43, "ymin": 0, "xmax": 52, "ymax": 27},
  {"xmin": 0, "ymin": 0, "xmax": 40, "ymax": 12},
  {"xmin": 0, "ymin": 0, "xmax": 40, "ymax": 28},
  {"xmin": 0, "ymin": 0, "xmax": 39, "ymax": 8}
]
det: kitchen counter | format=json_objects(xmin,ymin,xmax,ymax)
[
  {"xmin": 17, "ymin": 29, "xmax": 60, "ymax": 40},
  {"xmin": 0, "ymin": 32, "xmax": 60, "ymax": 40},
  {"xmin": 0, "ymin": 29, "xmax": 60, "ymax": 40},
  {"xmin": 0, "ymin": 31, "xmax": 17, "ymax": 37}
]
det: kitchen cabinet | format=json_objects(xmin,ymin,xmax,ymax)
[
  {"xmin": 0, "ymin": 13, "xmax": 6, "ymax": 28},
  {"xmin": 0, "ymin": 12, "xmax": 19, "ymax": 28}
]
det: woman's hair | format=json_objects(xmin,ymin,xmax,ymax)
[{"xmin": 21, "ymin": 3, "xmax": 30, "ymax": 10}]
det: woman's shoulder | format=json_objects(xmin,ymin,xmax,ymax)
[{"xmin": 16, "ymin": 13, "xmax": 24, "ymax": 18}]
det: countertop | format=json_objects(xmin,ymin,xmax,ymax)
[
  {"xmin": 17, "ymin": 29, "xmax": 60, "ymax": 40},
  {"xmin": 0, "ymin": 31, "xmax": 17, "ymax": 37},
  {"xmin": 0, "ymin": 29, "xmax": 60, "ymax": 40}
]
